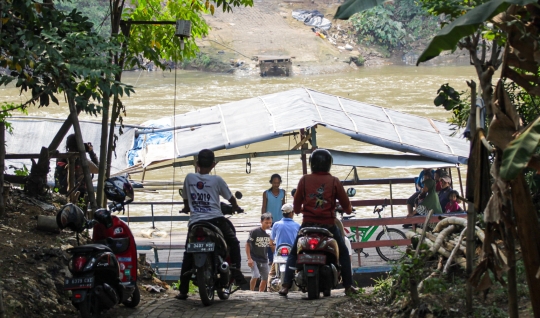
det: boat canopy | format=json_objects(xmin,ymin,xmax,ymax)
[
  {"xmin": 128, "ymin": 88, "xmax": 469, "ymax": 169},
  {"xmin": 5, "ymin": 88, "xmax": 469, "ymax": 176}
]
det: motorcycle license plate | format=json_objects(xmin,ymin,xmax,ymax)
[
  {"xmin": 64, "ymin": 276, "xmax": 94, "ymax": 290},
  {"xmin": 274, "ymin": 255, "xmax": 287, "ymax": 263},
  {"xmin": 186, "ymin": 242, "xmax": 215, "ymax": 252},
  {"xmin": 297, "ymin": 254, "xmax": 326, "ymax": 265}
]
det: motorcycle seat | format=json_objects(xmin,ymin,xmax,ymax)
[
  {"xmin": 68, "ymin": 244, "xmax": 113, "ymax": 254},
  {"xmin": 189, "ymin": 221, "xmax": 225, "ymax": 238},
  {"xmin": 299, "ymin": 227, "xmax": 333, "ymax": 237}
]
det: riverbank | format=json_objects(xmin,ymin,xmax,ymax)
[{"xmin": 179, "ymin": 0, "xmax": 469, "ymax": 75}]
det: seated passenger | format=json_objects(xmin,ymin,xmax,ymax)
[{"xmin": 444, "ymin": 190, "xmax": 463, "ymax": 213}]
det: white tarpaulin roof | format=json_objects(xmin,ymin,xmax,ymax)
[
  {"xmin": 331, "ymin": 150, "xmax": 455, "ymax": 169},
  {"xmin": 5, "ymin": 118, "xmax": 135, "ymax": 175},
  {"xmin": 135, "ymin": 88, "xmax": 469, "ymax": 167}
]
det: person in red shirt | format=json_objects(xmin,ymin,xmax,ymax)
[{"xmin": 278, "ymin": 149, "xmax": 358, "ymax": 296}]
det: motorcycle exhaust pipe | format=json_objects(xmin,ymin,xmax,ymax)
[{"xmin": 219, "ymin": 262, "xmax": 229, "ymax": 273}]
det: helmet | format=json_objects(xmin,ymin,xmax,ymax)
[
  {"xmin": 94, "ymin": 208, "xmax": 113, "ymax": 228},
  {"xmin": 104, "ymin": 176, "xmax": 134, "ymax": 205},
  {"xmin": 309, "ymin": 149, "xmax": 333, "ymax": 173},
  {"xmin": 56, "ymin": 203, "xmax": 87, "ymax": 233}
]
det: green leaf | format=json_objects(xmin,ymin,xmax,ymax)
[
  {"xmin": 334, "ymin": 0, "xmax": 388, "ymax": 20},
  {"xmin": 434, "ymin": 93, "xmax": 446, "ymax": 106},
  {"xmin": 416, "ymin": 0, "xmax": 536, "ymax": 65},
  {"xmin": 500, "ymin": 116, "xmax": 540, "ymax": 180}
]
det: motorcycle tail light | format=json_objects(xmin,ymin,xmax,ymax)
[
  {"xmin": 72, "ymin": 256, "xmax": 88, "ymax": 272},
  {"xmin": 307, "ymin": 269, "xmax": 315, "ymax": 273},
  {"xmin": 308, "ymin": 237, "xmax": 319, "ymax": 250},
  {"xmin": 195, "ymin": 227, "xmax": 206, "ymax": 242},
  {"xmin": 280, "ymin": 247, "xmax": 289, "ymax": 256},
  {"xmin": 74, "ymin": 293, "xmax": 83, "ymax": 299}
]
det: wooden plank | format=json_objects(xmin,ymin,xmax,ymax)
[
  {"xmin": 351, "ymin": 199, "xmax": 408, "ymax": 207},
  {"xmin": 342, "ymin": 177, "xmax": 415, "ymax": 185},
  {"xmin": 351, "ymin": 239, "xmax": 410, "ymax": 249}
]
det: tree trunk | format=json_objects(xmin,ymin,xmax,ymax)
[
  {"xmin": 505, "ymin": 219, "xmax": 518, "ymax": 318},
  {"xmin": 510, "ymin": 174, "xmax": 540, "ymax": 318},
  {"xmin": 67, "ymin": 96, "xmax": 97, "ymax": 213},
  {"xmin": 96, "ymin": 96, "xmax": 110, "ymax": 207}
]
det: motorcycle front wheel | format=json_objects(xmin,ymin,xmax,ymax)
[
  {"xmin": 122, "ymin": 284, "xmax": 141, "ymax": 308},
  {"xmin": 196, "ymin": 255, "xmax": 215, "ymax": 306}
]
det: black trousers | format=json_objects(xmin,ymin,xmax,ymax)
[{"xmin": 179, "ymin": 217, "xmax": 241, "ymax": 294}]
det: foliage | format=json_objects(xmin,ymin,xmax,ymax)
[
  {"xmin": 334, "ymin": 0, "xmax": 387, "ymax": 20},
  {"xmin": 416, "ymin": 0, "xmax": 535, "ymax": 64},
  {"xmin": 9, "ymin": 164, "xmax": 29, "ymax": 177},
  {"xmin": 0, "ymin": 103, "xmax": 28, "ymax": 134},
  {"xmin": 55, "ymin": 0, "xmax": 111, "ymax": 39},
  {"xmin": 349, "ymin": 0, "xmax": 438, "ymax": 52},
  {"xmin": 432, "ymin": 84, "xmax": 471, "ymax": 134},
  {"xmin": 500, "ymin": 116, "xmax": 540, "ymax": 180},
  {"xmin": 0, "ymin": 0, "xmax": 134, "ymax": 115}
]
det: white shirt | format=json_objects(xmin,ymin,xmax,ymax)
[{"xmin": 182, "ymin": 173, "xmax": 233, "ymax": 225}]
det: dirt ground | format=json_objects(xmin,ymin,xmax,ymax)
[{"xmin": 194, "ymin": 0, "xmax": 391, "ymax": 75}]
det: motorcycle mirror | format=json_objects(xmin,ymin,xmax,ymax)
[
  {"xmin": 235, "ymin": 191, "xmax": 242, "ymax": 199},
  {"xmin": 291, "ymin": 188, "xmax": 297, "ymax": 197},
  {"xmin": 347, "ymin": 188, "xmax": 356, "ymax": 197}
]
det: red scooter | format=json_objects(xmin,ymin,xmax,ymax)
[{"xmin": 57, "ymin": 176, "xmax": 139, "ymax": 317}]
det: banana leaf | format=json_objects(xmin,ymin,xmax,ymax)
[
  {"xmin": 334, "ymin": 0, "xmax": 387, "ymax": 20},
  {"xmin": 416, "ymin": 0, "xmax": 536, "ymax": 65},
  {"xmin": 500, "ymin": 116, "xmax": 540, "ymax": 180}
]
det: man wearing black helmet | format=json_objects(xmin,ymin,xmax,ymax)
[{"xmin": 278, "ymin": 148, "xmax": 359, "ymax": 297}]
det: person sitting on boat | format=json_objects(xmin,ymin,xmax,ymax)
[
  {"xmin": 278, "ymin": 148, "xmax": 359, "ymax": 296},
  {"xmin": 414, "ymin": 178, "xmax": 443, "ymax": 216},
  {"xmin": 438, "ymin": 174, "xmax": 453, "ymax": 210},
  {"xmin": 176, "ymin": 149, "xmax": 248, "ymax": 300},
  {"xmin": 444, "ymin": 190, "xmax": 463, "ymax": 213},
  {"xmin": 404, "ymin": 168, "xmax": 433, "ymax": 229}
]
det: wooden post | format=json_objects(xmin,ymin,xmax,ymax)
[
  {"xmin": 389, "ymin": 180, "xmax": 393, "ymax": 218},
  {"xmin": 300, "ymin": 129, "xmax": 308, "ymax": 175},
  {"xmin": 47, "ymin": 112, "xmax": 81, "ymax": 154},
  {"xmin": 96, "ymin": 92, "xmax": 110, "ymax": 208},
  {"xmin": 68, "ymin": 155, "xmax": 76, "ymax": 203},
  {"xmin": 0, "ymin": 122, "xmax": 4, "ymax": 217}
]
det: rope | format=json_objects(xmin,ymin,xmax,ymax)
[{"xmin": 286, "ymin": 134, "xmax": 290, "ymax": 202}]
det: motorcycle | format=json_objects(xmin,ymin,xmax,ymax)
[
  {"xmin": 56, "ymin": 176, "xmax": 139, "ymax": 317},
  {"xmin": 268, "ymin": 243, "xmax": 292, "ymax": 292},
  {"xmin": 181, "ymin": 191, "xmax": 243, "ymax": 306},
  {"xmin": 294, "ymin": 227, "xmax": 341, "ymax": 299}
]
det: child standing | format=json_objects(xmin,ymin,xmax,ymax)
[
  {"xmin": 444, "ymin": 190, "xmax": 463, "ymax": 213},
  {"xmin": 246, "ymin": 213, "xmax": 274, "ymax": 292}
]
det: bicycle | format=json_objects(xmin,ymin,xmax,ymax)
[{"xmin": 341, "ymin": 204, "xmax": 407, "ymax": 262}]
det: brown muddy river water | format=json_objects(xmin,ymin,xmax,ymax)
[{"xmin": 1, "ymin": 65, "xmax": 476, "ymax": 230}]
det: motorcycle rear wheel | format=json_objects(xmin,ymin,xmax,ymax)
[
  {"xmin": 77, "ymin": 294, "xmax": 99, "ymax": 318},
  {"xmin": 122, "ymin": 284, "xmax": 141, "ymax": 308},
  {"xmin": 307, "ymin": 275, "xmax": 320, "ymax": 300},
  {"xmin": 197, "ymin": 256, "xmax": 215, "ymax": 306}
]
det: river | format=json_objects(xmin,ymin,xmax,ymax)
[{"xmin": 1, "ymin": 65, "xmax": 476, "ymax": 230}]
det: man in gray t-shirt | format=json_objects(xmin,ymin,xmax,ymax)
[{"xmin": 176, "ymin": 149, "xmax": 247, "ymax": 300}]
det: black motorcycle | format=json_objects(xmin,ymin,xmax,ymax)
[
  {"xmin": 182, "ymin": 192, "xmax": 243, "ymax": 306},
  {"xmin": 57, "ymin": 176, "xmax": 140, "ymax": 317}
]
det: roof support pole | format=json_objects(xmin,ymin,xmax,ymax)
[
  {"xmin": 456, "ymin": 165, "xmax": 465, "ymax": 210},
  {"xmin": 300, "ymin": 129, "xmax": 308, "ymax": 175},
  {"xmin": 310, "ymin": 126, "xmax": 317, "ymax": 148},
  {"xmin": 389, "ymin": 180, "xmax": 394, "ymax": 218}
]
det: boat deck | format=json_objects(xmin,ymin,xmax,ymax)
[{"xmin": 133, "ymin": 216, "xmax": 410, "ymax": 281}]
